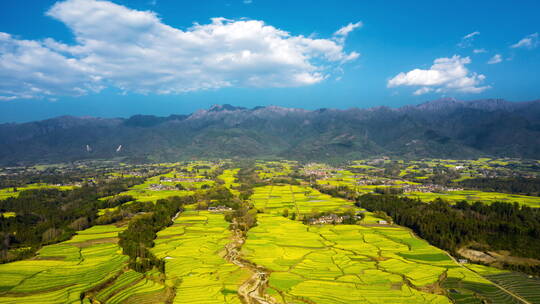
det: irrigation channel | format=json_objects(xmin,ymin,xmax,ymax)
[{"xmin": 224, "ymin": 221, "xmax": 276, "ymax": 304}]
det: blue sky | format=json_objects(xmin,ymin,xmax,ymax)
[{"xmin": 0, "ymin": 0, "xmax": 539, "ymax": 122}]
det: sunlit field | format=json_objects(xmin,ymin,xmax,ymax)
[
  {"xmin": 0, "ymin": 225, "xmax": 127, "ymax": 303},
  {"xmin": 150, "ymin": 210, "xmax": 249, "ymax": 303},
  {"xmin": 242, "ymin": 185, "xmax": 519, "ymax": 304},
  {"xmin": 0, "ymin": 183, "xmax": 77, "ymax": 200}
]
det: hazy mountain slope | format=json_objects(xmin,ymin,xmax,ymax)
[{"xmin": 1, "ymin": 99, "xmax": 539, "ymax": 165}]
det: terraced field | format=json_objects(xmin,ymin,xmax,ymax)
[
  {"xmin": 1, "ymin": 161, "xmax": 537, "ymax": 304},
  {"xmin": 484, "ymin": 271, "xmax": 540, "ymax": 304},
  {"xmin": 242, "ymin": 185, "xmax": 524, "ymax": 304},
  {"xmin": 0, "ymin": 225, "xmax": 127, "ymax": 303},
  {"xmin": 150, "ymin": 210, "xmax": 249, "ymax": 303},
  {"xmin": 251, "ymin": 185, "xmax": 352, "ymax": 216},
  {"xmin": 92, "ymin": 268, "xmax": 171, "ymax": 304}
]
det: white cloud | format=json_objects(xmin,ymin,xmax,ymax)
[
  {"xmin": 413, "ymin": 87, "xmax": 433, "ymax": 95},
  {"xmin": 334, "ymin": 22, "xmax": 363, "ymax": 37},
  {"xmin": 0, "ymin": 0, "xmax": 359, "ymax": 100},
  {"xmin": 387, "ymin": 55, "xmax": 490, "ymax": 95},
  {"xmin": 0, "ymin": 32, "xmax": 102, "ymax": 101},
  {"xmin": 487, "ymin": 54, "xmax": 502, "ymax": 64},
  {"xmin": 463, "ymin": 31, "xmax": 480, "ymax": 40},
  {"xmin": 458, "ymin": 31, "xmax": 480, "ymax": 48},
  {"xmin": 511, "ymin": 33, "xmax": 539, "ymax": 49},
  {"xmin": 473, "ymin": 48, "xmax": 487, "ymax": 54}
]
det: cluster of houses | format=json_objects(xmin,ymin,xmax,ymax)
[
  {"xmin": 208, "ymin": 205, "xmax": 233, "ymax": 213},
  {"xmin": 148, "ymin": 184, "xmax": 176, "ymax": 191},
  {"xmin": 356, "ymin": 176, "xmax": 397, "ymax": 186},
  {"xmin": 401, "ymin": 184, "xmax": 463, "ymax": 193},
  {"xmin": 364, "ymin": 157, "xmax": 390, "ymax": 165},
  {"xmin": 126, "ymin": 171, "xmax": 145, "ymax": 177},
  {"xmin": 161, "ymin": 177, "xmax": 210, "ymax": 183},
  {"xmin": 302, "ymin": 163, "xmax": 346, "ymax": 179},
  {"xmin": 308, "ymin": 214, "xmax": 347, "ymax": 225},
  {"xmin": 308, "ymin": 212, "xmax": 367, "ymax": 225},
  {"xmin": 52, "ymin": 182, "xmax": 82, "ymax": 187}
]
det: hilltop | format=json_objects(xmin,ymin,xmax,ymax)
[{"xmin": 1, "ymin": 98, "xmax": 540, "ymax": 165}]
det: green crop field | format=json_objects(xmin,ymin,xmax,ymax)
[
  {"xmin": 218, "ymin": 169, "xmax": 240, "ymax": 195},
  {"xmin": 150, "ymin": 210, "xmax": 249, "ymax": 303},
  {"xmin": 403, "ymin": 190, "xmax": 540, "ymax": 207},
  {"xmin": 256, "ymin": 161, "xmax": 295, "ymax": 180},
  {"xmin": 0, "ymin": 225, "xmax": 127, "ymax": 303},
  {"xmin": 485, "ymin": 272, "xmax": 540, "ymax": 303},
  {"xmin": 97, "ymin": 269, "xmax": 170, "ymax": 304},
  {"xmin": 242, "ymin": 185, "xmax": 524, "ymax": 304},
  {"xmin": 1, "ymin": 158, "xmax": 538, "ymax": 304},
  {"xmin": 219, "ymin": 169, "xmax": 240, "ymax": 188},
  {"xmin": 98, "ymin": 169, "xmax": 197, "ymax": 215},
  {"xmin": 313, "ymin": 164, "xmax": 540, "ymax": 207},
  {"xmin": 0, "ymin": 183, "xmax": 77, "ymax": 200},
  {"xmin": 113, "ymin": 172, "xmax": 194, "ymax": 202},
  {"xmin": 251, "ymin": 185, "xmax": 352, "ymax": 216}
]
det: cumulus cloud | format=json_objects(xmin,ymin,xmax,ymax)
[
  {"xmin": 0, "ymin": 0, "xmax": 359, "ymax": 100},
  {"xmin": 473, "ymin": 48, "xmax": 487, "ymax": 54},
  {"xmin": 511, "ymin": 33, "xmax": 539, "ymax": 49},
  {"xmin": 458, "ymin": 31, "xmax": 480, "ymax": 48},
  {"xmin": 0, "ymin": 32, "xmax": 102, "ymax": 101},
  {"xmin": 487, "ymin": 54, "xmax": 502, "ymax": 64},
  {"xmin": 387, "ymin": 55, "xmax": 490, "ymax": 95}
]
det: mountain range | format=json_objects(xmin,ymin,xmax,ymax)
[{"xmin": 1, "ymin": 98, "xmax": 540, "ymax": 165}]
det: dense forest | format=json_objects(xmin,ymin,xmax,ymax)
[
  {"xmin": 456, "ymin": 177, "xmax": 540, "ymax": 196},
  {"xmin": 357, "ymin": 194, "xmax": 540, "ymax": 274}
]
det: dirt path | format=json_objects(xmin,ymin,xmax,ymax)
[
  {"xmin": 171, "ymin": 210, "xmax": 182, "ymax": 222},
  {"xmin": 224, "ymin": 224, "xmax": 276, "ymax": 304}
]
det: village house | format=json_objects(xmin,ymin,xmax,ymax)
[
  {"xmin": 401, "ymin": 184, "xmax": 463, "ymax": 193},
  {"xmin": 148, "ymin": 184, "xmax": 176, "ymax": 191},
  {"xmin": 309, "ymin": 214, "xmax": 345, "ymax": 225},
  {"xmin": 208, "ymin": 205, "xmax": 233, "ymax": 213},
  {"xmin": 162, "ymin": 177, "xmax": 210, "ymax": 183}
]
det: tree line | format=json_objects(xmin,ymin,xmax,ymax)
[
  {"xmin": 456, "ymin": 177, "xmax": 540, "ymax": 197},
  {"xmin": 357, "ymin": 194, "xmax": 540, "ymax": 275},
  {"xmin": 118, "ymin": 195, "xmax": 194, "ymax": 273},
  {"xmin": 0, "ymin": 177, "xmax": 144, "ymax": 263}
]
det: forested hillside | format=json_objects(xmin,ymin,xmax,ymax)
[{"xmin": 1, "ymin": 98, "xmax": 540, "ymax": 165}]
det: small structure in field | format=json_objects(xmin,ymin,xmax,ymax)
[
  {"xmin": 148, "ymin": 184, "xmax": 176, "ymax": 191},
  {"xmin": 208, "ymin": 205, "xmax": 233, "ymax": 213},
  {"xmin": 377, "ymin": 220, "xmax": 388, "ymax": 225},
  {"xmin": 309, "ymin": 214, "xmax": 344, "ymax": 225}
]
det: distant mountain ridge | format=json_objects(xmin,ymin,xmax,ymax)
[{"xmin": 1, "ymin": 98, "xmax": 539, "ymax": 165}]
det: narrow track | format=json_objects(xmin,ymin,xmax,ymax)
[{"xmin": 224, "ymin": 223, "xmax": 276, "ymax": 304}]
